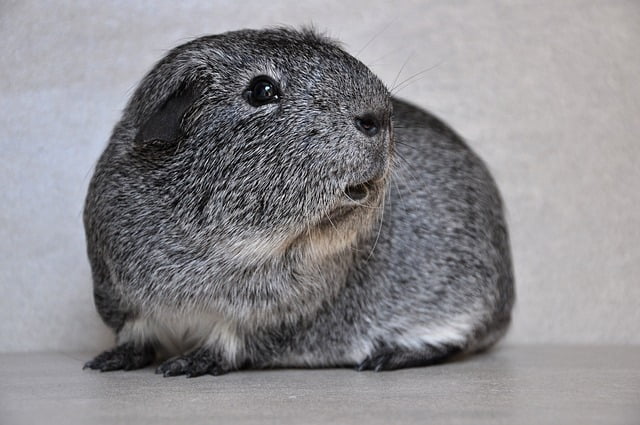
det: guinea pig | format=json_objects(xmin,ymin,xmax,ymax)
[{"xmin": 83, "ymin": 27, "xmax": 514, "ymax": 376}]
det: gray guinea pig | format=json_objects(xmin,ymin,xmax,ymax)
[{"xmin": 83, "ymin": 27, "xmax": 514, "ymax": 376}]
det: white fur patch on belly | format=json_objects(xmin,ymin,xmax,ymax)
[{"xmin": 117, "ymin": 309, "xmax": 242, "ymax": 363}]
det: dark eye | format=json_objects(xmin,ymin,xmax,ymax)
[{"xmin": 244, "ymin": 76, "xmax": 280, "ymax": 107}]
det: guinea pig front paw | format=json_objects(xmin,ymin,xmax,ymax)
[
  {"xmin": 155, "ymin": 347, "xmax": 231, "ymax": 378},
  {"xmin": 84, "ymin": 342, "xmax": 155, "ymax": 372}
]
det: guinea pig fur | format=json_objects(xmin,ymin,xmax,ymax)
[{"xmin": 83, "ymin": 27, "xmax": 514, "ymax": 376}]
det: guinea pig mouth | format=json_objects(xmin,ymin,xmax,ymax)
[
  {"xmin": 344, "ymin": 181, "xmax": 374, "ymax": 203},
  {"xmin": 317, "ymin": 180, "xmax": 379, "ymax": 227}
]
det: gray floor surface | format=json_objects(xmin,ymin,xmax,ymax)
[{"xmin": 1, "ymin": 346, "xmax": 638, "ymax": 424}]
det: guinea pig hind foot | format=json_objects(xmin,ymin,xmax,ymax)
[
  {"xmin": 155, "ymin": 346, "xmax": 232, "ymax": 378},
  {"xmin": 83, "ymin": 342, "xmax": 155, "ymax": 372},
  {"xmin": 355, "ymin": 343, "xmax": 463, "ymax": 372}
]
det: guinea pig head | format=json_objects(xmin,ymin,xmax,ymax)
[{"xmin": 124, "ymin": 29, "xmax": 393, "ymax": 258}]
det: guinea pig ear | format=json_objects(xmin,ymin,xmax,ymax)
[{"xmin": 134, "ymin": 84, "xmax": 199, "ymax": 145}]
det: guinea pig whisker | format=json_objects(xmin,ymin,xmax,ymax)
[
  {"xmin": 366, "ymin": 46, "xmax": 409, "ymax": 70},
  {"xmin": 395, "ymin": 139, "xmax": 430, "ymax": 155},
  {"xmin": 365, "ymin": 186, "xmax": 387, "ymax": 262},
  {"xmin": 322, "ymin": 210, "xmax": 340, "ymax": 233},
  {"xmin": 389, "ymin": 169, "xmax": 408, "ymax": 210},
  {"xmin": 390, "ymin": 62, "xmax": 444, "ymax": 95},
  {"xmin": 343, "ymin": 192, "xmax": 384, "ymax": 210},
  {"xmin": 393, "ymin": 151, "xmax": 421, "ymax": 187},
  {"xmin": 356, "ymin": 19, "xmax": 398, "ymax": 57},
  {"xmin": 343, "ymin": 193, "xmax": 370, "ymax": 206},
  {"xmin": 391, "ymin": 51, "xmax": 415, "ymax": 93}
]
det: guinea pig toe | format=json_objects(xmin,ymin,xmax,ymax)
[
  {"xmin": 84, "ymin": 342, "xmax": 154, "ymax": 372},
  {"xmin": 156, "ymin": 347, "xmax": 230, "ymax": 378},
  {"xmin": 355, "ymin": 351, "xmax": 393, "ymax": 372},
  {"xmin": 156, "ymin": 356, "xmax": 193, "ymax": 377}
]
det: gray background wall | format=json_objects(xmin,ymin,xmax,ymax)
[{"xmin": 1, "ymin": 0, "xmax": 638, "ymax": 352}]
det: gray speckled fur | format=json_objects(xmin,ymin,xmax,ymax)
[{"xmin": 83, "ymin": 28, "xmax": 514, "ymax": 376}]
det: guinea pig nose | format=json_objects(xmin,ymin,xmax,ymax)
[{"xmin": 355, "ymin": 114, "xmax": 380, "ymax": 137}]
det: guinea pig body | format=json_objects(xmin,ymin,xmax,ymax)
[{"xmin": 84, "ymin": 28, "xmax": 514, "ymax": 376}]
